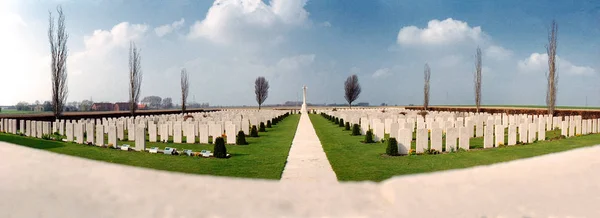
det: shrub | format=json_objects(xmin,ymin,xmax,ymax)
[
  {"xmin": 352, "ymin": 124, "xmax": 361, "ymax": 136},
  {"xmin": 213, "ymin": 137, "xmax": 227, "ymax": 158},
  {"xmin": 339, "ymin": 119, "xmax": 345, "ymax": 127},
  {"xmin": 386, "ymin": 138, "xmax": 399, "ymax": 156},
  {"xmin": 236, "ymin": 130, "xmax": 248, "ymax": 145},
  {"xmin": 271, "ymin": 118, "xmax": 277, "ymax": 125},
  {"xmin": 345, "ymin": 122, "xmax": 350, "ymax": 131},
  {"xmin": 334, "ymin": 117, "xmax": 339, "ymax": 124},
  {"xmin": 259, "ymin": 122, "xmax": 266, "ymax": 132},
  {"xmin": 408, "ymin": 149, "xmax": 417, "ymax": 155},
  {"xmin": 267, "ymin": 120, "xmax": 272, "ymax": 128},
  {"xmin": 250, "ymin": 125, "xmax": 259, "ymax": 137},
  {"xmin": 364, "ymin": 130, "xmax": 375, "ymax": 143}
]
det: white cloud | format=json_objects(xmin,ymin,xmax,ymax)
[
  {"xmin": 484, "ymin": 45, "xmax": 512, "ymax": 61},
  {"xmin": 518, "ymin": 53, "xmax": 596, "ymax": 76},
  {"xmin": 397, "ymin": 18, "xmax": 485, "ymax": 46},
  {"xmin": 188, "ymin": 0, "xmax": 309, "ymax": 44},
  {"xmin": 154, "ymin": 18, "xmax": 185, "ymax": 37},
  {"xmin": 320, "ymin": 21, "xmax": 331, "ymax": 27},
  {"xmin": 372, "ymin": 68, "xmax": 391, "ymax": 78},
  {"xmin": 276, "ymin": 54, "xmax": 315, "ymax": 71}
]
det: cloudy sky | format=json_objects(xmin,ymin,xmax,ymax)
[{"xmin": 1, "ymin": 0, "xmax": 599, "ymax": 106}]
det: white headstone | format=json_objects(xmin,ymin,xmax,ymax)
[
  {"xmin": 430, "ymin": 128, "xmax": 442, "ymax": 151},
  {"xmin": 199, "ymin": 124, "xmax": 209, "ymax": 144},
  {"xmin": 108, "ymin": 125, "xmax": 117, "ymax": 146},
  {"xmin": 508, "ymin": 124, "xmax": 517, "ymax": 146},
  {"xmin": 415, "ymin": 129, "xmax": 428, "ymax": 153},
  {"xmin": 226, "ymin": 124, "xmax": 236, "ymax": 144},
  {"xmin": 397, "ymin": 128, "xmax": 412, "ymax": 155},
  {"xmin": 459, "ymin": 127, "xmax": 470, "ymax": 150},
  {"xmin": 495, "ymin": 125, "xmax": 504, "ymax": 147},
  {"xmin": 135, "ymin": 126, "xmax": 146, "ymax": 151},
  {"xmin": 95, "ymin": 124, "xmax": 104, "ymax": 146}
]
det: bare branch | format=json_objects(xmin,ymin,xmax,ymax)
[
  {"xmin": 129, "ymin": 41, "xmax": 143, "ymax": 116},
  {"xmin": 474, "ymin": 46, "xmax": 482, "ymax": 113},
  {"xmin": 48, "ymin": 5, "xmax": 69, "ymax": 120},
  {"xmin": 255, "ymin": 77, "xmax": 269, "ymax": 110},
  {"xmin": 344, "ymin": 74, "xmax": 361, "ymax": 108},
  {"xmin": 181, "ymin": 68, "xmax": 189, "ymax": 113},
  {"xmin": 546, "ymin": 20, "xmax": 558, "ymax": 115},
  {"xmin": 424, "ymin": 63, "xmax": 431, "ymax": 111}
]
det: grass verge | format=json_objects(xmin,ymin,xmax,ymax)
[
  {"xmin": 310, "ymin": 114, "xmax": 600, "ymax": 182},
  {"xmin": 0, "ymin": 114, "xmax": 300, "ymax": 180}
]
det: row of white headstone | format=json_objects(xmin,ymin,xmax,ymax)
[
  {"xmin": 0, "ymin": 110, "xmax": 289, "ymax": 151},
  {"xmin": 320, "ymin": 108, "xmax": 598, "ymax": 154}
]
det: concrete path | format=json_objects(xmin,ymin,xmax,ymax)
[
  {"xmin": 280, "ymin": 113, "xmax": 338, "ymax": 182},
  {"xmin": 1, "ymin": 142, "xmax": 600, "ymax": 217}
]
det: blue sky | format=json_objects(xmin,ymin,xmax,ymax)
[{"xmin": 1, "ymin": 0, "xmax": 599, "ymax": 106}]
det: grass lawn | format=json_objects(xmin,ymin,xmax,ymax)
[
  {"xmin": 0, "ymin": 109, "xmax": 45, "ymax": 115},
  {"xmin": 310, "ymin": 114, "xmax": 600, "ymax": 182},
  {"xmin": 0, "ymin": 114, "xmax": 300, "ymax": 180}
]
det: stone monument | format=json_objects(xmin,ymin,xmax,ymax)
[{"xmin": 301, "ymin": 85, "xmax": 307, "ymax": 113}]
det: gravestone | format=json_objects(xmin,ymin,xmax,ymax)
[
  {"xmin": 108, "ymin": 125, "xmax": 117, "ymax": 146},
  {"xmin": 430, "ymin": 128, "xmax": 442, "ymax": 151},
  {"xmin": 459, "ymin": 127, "xmax": 470, "ymax": 150},
  {"xmin": 495, "ymin": 125, "xmax": 504, "ymax": 147},
  {"xmin": 199, "ymin": 124, "xmax": 209, "ymax": 144},
  {"xmin": 242, "ymin": 119, "xmax": 250, "ymax": 135},
  {"xmin": 475, "ymin": 120, "xmax": 484, "ymax": 137},
  {"xmin": 518, "ymin": 123, "xmax": 527, "ymax": 143},
  {"xmin": 128, "ymin": 123, "xmax": 135, "ymax": 141},
  {"xmin": 445, "ymin": 127, "xmax": 458, "ymax": 152},
  {"xmin": 173, "ymin": 122, "xmax": 182, "ymax": 143},
  {"xmin": 415, "ymin": 128, "xmax": 428, "ymax": 154},
  {"xmin": 397, "ymin": 128, "xmax": 412, "ymax": 155},
  {"xmin": 373, "ymin": 122, "xmax": 384, "ymax": 142},
  {"xmin": 75, "ymin": 123, "xmax": 84, "ymax": 144},
  {"xmin": 135, "ymin": 126, "xmax": 146, "ymax": 151},
  {"xmin": 561, "ymin": 120, "xmax": 568, "ymax": 137},
  {"xmin": 389, "ymin": 123, "xmax": 399, "ymax": 139},
  {"xmin": 19, "ymin": 120, "xmax": 24, "ymax": 134},
  {"xmin": 568, "ymin": 121, "xmax": 575, "ymax": 137},
  {"xmin": 117, "ymin": 122, "xmax": 124, "ymax": 140},
  {"xmin": 483, "ymin": 125, "xmax": 494, "ymax": 148},
  {"xmin": 26, "ymin": 120, "xmax": 31, "ymax": 137},
  {"xmin": 66, "ymin": 122, "xmax": 74, "ymax": 142},
  {"xmin": 148, "ymin": 123, "xmax": 157, "ymax": 142},
  {"xmin": 528, "ymin": 123, "xmax": 537, "ymax": 143},
  {"xmin": 160, "ymin": 124, "xmax": 169, "ymax": 142},
  {"xmin": 508, "ymin": 125, "xmax": 517, "ymax": 146},
  {"xmin": 95, "ymin": 124, "xmax": 104, "ymax": 146},
  {"xmin": 186, "ymin": 123, "xmax": 195, "ymax": 144},
  {"xmin": 86, "ymin": 123, "xmax": 94, "ymax": 144},
  {"xmin": 225, "ymin": 124, "xmax": 236, "ymax": 144},
  {"xmin": 36, "ymin": 121, "xmax": 42, "ymax": 138}
]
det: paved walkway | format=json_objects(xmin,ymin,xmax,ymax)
[
  {"xmin": 280, "ymin": 113, "xmax": 338, "ymax": 182},
  {"xmin": 1, "ymin": 142, "xmax": 600, "ymax": 217}
]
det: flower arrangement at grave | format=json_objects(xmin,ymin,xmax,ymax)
[
  {"xmin": 408, "ymin": 149, "xmax": 416, "ymax": 155},
  {"xmin": 107, "ymin": 143, "xmax": 114, "ymax": 148}
]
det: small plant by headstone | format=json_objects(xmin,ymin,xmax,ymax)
[
  {"xmin": 386, "ymin": 138, "xmax": 399, "ymax": 156},
  {"xmin": 250, "ymin": 125, "xmax": 259, "ymax": 137},
  {"xmin": 345, "ymin": 122, "xmax": 350, "ymax": 131},
  {"xmin": 213, "ymin": 137, "xmax": 227, "ymax": 158},
  {"xmin": 352, "ymin": 124, "xmax": 361, "ymax": 136},
  {"xmin": 267, "ymin": 120, "xmax": 272, "ymax": 128},
  {"xmin": 339, "ymin": 119, "xmax": 345, "ymax": 127},
  {"xmin": 259, "ymin": 122, "xmax": 266, "ymax": 132},
  {"xmin": 364, "ymin": 130, "xmax": 375, "ymax": 143},
  {"xmin": 236, "ymin": 130, "xmax": 248, "ymax": 145}
]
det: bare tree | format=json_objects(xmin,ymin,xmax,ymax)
[
  {"xmin": 48, "ymin": 6, "xmax": 69, "ymax": 120},
  {"xmin": 181, "ymin": 68, "xmax": 189, "ymax": 113},
  {"xmin": 129, "ymin": 41, "xmax": 142, "ymax": 116},
  {"xmin": 344, "ymin": 74, "xmax": 361, "ymax": 108},
  {"xmin": 255, "ymin": 77, "xmax": 269, "ymax": 110},
  {"xmin": 546, "ymin": 20, "xmax": 558, "ymax": 115},
  {"xmin": 423, "ymin": 63, "xmax": 431, "ymax": 111},
  {"xmin": 474, "ymin": 46, "xmax": 482, "ymax": 113}
]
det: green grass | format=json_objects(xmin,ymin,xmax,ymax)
[
  {"xmin": 0, "ymin": 109, "xmax": 45, "ymax": 114},
  {"xmin": 310, "ymin": 114, "xmax": 600, "ymax": 182},
  {"xmin": 0, "ymin": 114, "xmax": 300, "ymax": 180}
]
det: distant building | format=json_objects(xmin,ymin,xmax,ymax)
[
  {"xmin": 356, "ymin": 102, "xmax": 370, "ymax": 107},
  {"xmin": 114, "ymin": 102, "xmax": 131, "ymax": 111},
  {"xmin": 91, "ymin": 103, "xmax": 114, "ymax": 111},
  {"xmin": 33, "ymin": 105, "xmax": 44, "ymax": 112}
]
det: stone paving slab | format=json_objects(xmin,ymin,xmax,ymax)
[
  {"xmin": 281, "ymin": 113, "xmax": 338, "ymax": 182},
  {"xmin": 1, "ymin": 141, "xmax": 600, "ymax": 217}
]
